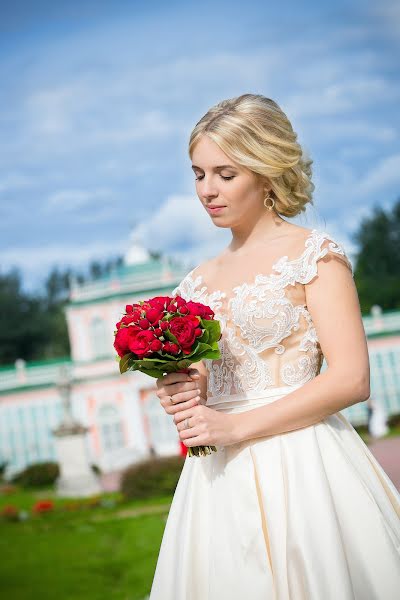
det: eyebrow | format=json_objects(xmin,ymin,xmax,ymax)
[{"xmin": 191, "ymin": 164, "xmax": 237, "ymax": 171}]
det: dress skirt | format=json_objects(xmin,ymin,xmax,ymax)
[{"xmin": 149, "ymin": 384, "xmax": 400, "ymax": 600}]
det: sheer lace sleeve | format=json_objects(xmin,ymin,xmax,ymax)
[{"xmin": 295, "ymin": 232, "xmax": 354, "ymax": 285}]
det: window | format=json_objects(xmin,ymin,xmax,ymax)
[
  {"xmin": 98, "ymin": 404, "xmax": 124, "ymax": 452},
  {"xmin": 90, "ymin": 316, "xmax": 109, "ymax": 359}
]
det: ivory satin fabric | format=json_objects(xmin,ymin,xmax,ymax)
[
  {"xmin": 150, "ymin": 231, "xmax": 400, "ymax": 599},
  {"xmin": 149, "ymin": 385, "xmax": 400, "ymax": 599}
]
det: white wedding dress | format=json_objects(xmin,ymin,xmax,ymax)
[{"xmin": 149, "ymin": 228, "xmax": 400, "ymax": 600}]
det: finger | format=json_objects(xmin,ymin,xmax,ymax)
[
  {"xmin": 162, "ymin": 396, "xmax": 200, "ymax": 415},
  {"xmin": 156, "ymin": 378, "xmax": 195, "ymax": 400},
  {"xmin": 165, "ymin": 396, "xmax": 201, "ymax": 415},
  {"xmin": 173, "ymin": 404, "xmax": 201, "ymax": 425},
  {"xmin": 182, "ymin": 433, "xmax": 205, "ymax": 447},
  {"xmin": 163, "ymin": 371, "xmax": 193, "ymax": 386},
  {"xmin": 188, "ymin": 367, "xmax": 201, "ymax": 380},
  {"xmin": 169, "ymin": 385, "xmax": 201, "ymax": 404}
]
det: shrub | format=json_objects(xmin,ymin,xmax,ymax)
[
  {"xmin": 120, "ymin": 455, "xmax": 185, "ymax": 501},
  {"xmin": 90, "ymin": 463, "xmax": 101, "ymax": 475},
  {"xmin": 0, "ymin": 461, "xmax": 8, "ymax": 481},
  {"xmin": 0, "ymin": 483, "xmax": 18, "ymax": 495},
  {"xmin": 11, "ymin": 462, "xmax": 60, "ymax": 488},
  {"xmin": 1, "ymin": 504, "xmax": 19, "ymax": 522}
]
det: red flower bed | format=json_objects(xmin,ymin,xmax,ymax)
[
  {"xmin": 32, "ymin": 499, "xmax": 54, "ymax": 514},
  {"xmin": 1, "ymin": 504, "xmax": 19, "ymax": 521}
]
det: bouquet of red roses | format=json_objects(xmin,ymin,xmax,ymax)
[{"xmin": 113, "ymin": 294, "xmax": 222, "ymax": 457}]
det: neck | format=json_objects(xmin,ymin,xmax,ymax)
[{"xmin": 228, "ymin": 212, "xmax": 288, "ymax": 253}]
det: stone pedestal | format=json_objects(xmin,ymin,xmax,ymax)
[
  {"xmin": 53, "ymin": 365, "xmax": 102, "ymax": 498},
  {"xmin": 53, "ymin": 423, "xmax": 102, "ymax": 498}
]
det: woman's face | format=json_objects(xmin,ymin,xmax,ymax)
[{"xmin": 191, "ymin": 135, "xmax": 268, "ymax": 228}]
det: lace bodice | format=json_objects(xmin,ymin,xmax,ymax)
[{"xmin": 172, "ymin": 229, "xmax": 353, "ymax": 400}]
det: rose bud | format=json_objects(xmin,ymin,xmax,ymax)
[
  {"xmin": 138, "ymin": 318, "xmax": 150, "ymax": 329},
  {"xmin": 150, "ymin": 339, "xmax": 163, "ymax": 351},
  {"xmin": 175, "ymin": 296, "xmax": 187, "ymax": 307}
]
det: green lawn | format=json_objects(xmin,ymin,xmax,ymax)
[
  {"xmin": 0, "ymin": 488, "xmax": 174, "ymax": 600},
  {"xmin": 2, "ymin": 423, "xmax": 399, "ymax": 599}
]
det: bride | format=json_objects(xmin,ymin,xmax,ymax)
[{"xmin": 150, "ymin": 94, "xmax": 400, "ymax": 599}]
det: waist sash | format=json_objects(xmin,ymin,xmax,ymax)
[{"xmin": 206, "ymin": 383, "xmax": 304, "ymax": 414}]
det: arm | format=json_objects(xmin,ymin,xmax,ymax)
[{"xmin": 231, "ymin": 251, "xmax": 370, "ymax": 443}]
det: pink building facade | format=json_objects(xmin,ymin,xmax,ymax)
[{"xmin": 1, "ymin": 244, "xmax": 399, "ymax": 479}]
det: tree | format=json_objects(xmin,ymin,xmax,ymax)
[
  {"xmin": 0, "ymin": 254, "xmax": 125, "ymax": 365},
  {"xmin": 0, "ymin": 268, "xmax": 52, "ymax": 364},
  {"xmin": 353, "ymin": 197, "xmax": 400, "ymax": 313}
]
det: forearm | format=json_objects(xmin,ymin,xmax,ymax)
[{"xmin": 232, "ymin": 368, "xmax": 370, "ymax": 443}]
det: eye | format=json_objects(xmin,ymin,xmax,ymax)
[{"xmin": 194, "ymin": 175, "xmax": 234, "ymax": 181}]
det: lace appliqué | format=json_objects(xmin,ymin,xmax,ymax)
[{"xmin": 171, "ymin": 229, "xmax": 350, "ymax": 399}]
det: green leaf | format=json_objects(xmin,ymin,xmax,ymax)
[
  {"xmin": 198, "ymin": 328, "xmax": 209, "ymax": 344},
  {"xmin": 163, "ymin": 329, "xmax": 180, "ymax": 345},
  {"xmin": 201, "ymin": 318, "xmax": 221, "ymax": 343},
  {"xmin": 119, "ymin": 353, "xmax": 132, "ymax": 374}
]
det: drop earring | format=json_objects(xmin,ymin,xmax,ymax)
[{"xmin": 263, "ymin": 193, "xmax": 275, "ymax": 211}]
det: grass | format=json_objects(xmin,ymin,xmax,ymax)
[
  {"xmin": 0, "ymin": 487, "xmax": 174, "ymax": 600},
  {"xmin": 1, "ymin": 423, "xmax": 399, "ymax": 599}
]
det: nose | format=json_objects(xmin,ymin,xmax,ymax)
[{"xmin": 200, "ymin": 175, "xmax": 219, "ymax": 199}]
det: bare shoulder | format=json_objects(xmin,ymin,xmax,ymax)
[
  {"xmin": 268, "ymin": 223, "xmax": 315, "ymax": 257},
  {"xmin": 190, "ymin": 255, "xmax": 218, "ymax": 280}
]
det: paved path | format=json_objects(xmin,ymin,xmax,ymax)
[
  {"xmin": 367, "ymin": 436, "xmax": 400, "ymax": 491},
  {"xmin": 101, "ymin": 436, "xmax": 400, "ymax": 494}
]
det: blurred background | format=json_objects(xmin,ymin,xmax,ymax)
[{"xmin": 0, "ymin": 1, "xmax": 399, "ymax": 598}]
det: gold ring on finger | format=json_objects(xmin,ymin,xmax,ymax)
[{"xmin": 184, "ymin": 417, "xmax": 190, "ymax": 429}]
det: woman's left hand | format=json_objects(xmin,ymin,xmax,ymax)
[{"xmin": 173, "ymin": 400, "xmax": 239, "ymax": 448}]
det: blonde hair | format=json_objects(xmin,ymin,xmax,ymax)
[{"xmin": 188, "ymin": 94, "xmax": 314, "ymax": 218}]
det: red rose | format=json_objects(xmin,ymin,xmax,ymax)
[
  {"xmin": 167, "ymin": 302, "xmax": 179, "ymax": 313},
  {"xmin": 174, "ymin": 295, "xmax": 187, "ymax": 308},
  {"xmin": 169, "ymin": 315, "xmax": 199, "ymax": 351},
  {"xmin": 121, "ymin": 314, "xmax": 137, "ymax": 326},
  {"xmin": 162, "ymin": 341, "xmax": 180, "ymax": 355},
  {"xmin": 150, "ymin": 338, "xmax": 163, "ymax": 352},
  {"xmin": 148, "ymin": 296, "xmax": 172, "ymax": 309},
  {"xmin": 138, "ymin": 318, "xmax": 150, "ymax": 329},
  {"xmin": 144, "ymin": 307, "xmax": 165, "ymax": 325},
  {"xmin": 114, "ymin": 325, "xmax": 141, "ymax": 357},
  {"xmin": 128, "ymin": 330, "xmax": 158, "ymax": 358},
  {"xmin": 185, "ymin": 301, "xmax": 214, "ymax": 320}
]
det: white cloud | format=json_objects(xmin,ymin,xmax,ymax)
[
  {"xmin": 45, "ymin": 188, "xmax": 114, "ymax": 212},
  {"xmin": 356, "ymin": 153, "xmax": 400, "ymax": 197},
  {"xmin": 285, "ymin": 77, "xmax": 398, "ymax": 120},
  {"xmin": 0, "ymin": 173, "xmax": 36, "ymax": 193},
  {"xmin": 129, "ymin": 192, "xmax": 231, "ymax": 265},
  {"xmin": 1, "ymin": 238, "xmax": 128, "ymax": 293}
]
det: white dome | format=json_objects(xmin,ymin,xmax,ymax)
[{"xmin": 124, "ymin": 229, "xmax": 151, "ymax": 265}]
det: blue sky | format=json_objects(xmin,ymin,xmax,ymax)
[{"xmin": 1, "ymin": 0, "xmax": 399, "ymax": 292}]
